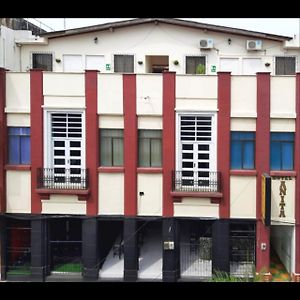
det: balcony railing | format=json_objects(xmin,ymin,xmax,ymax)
[
  {"xmin": 37, "ymin": 168, "xmax": 89, "ymax": 190},
  {"xmin": 172, "ymin": 171, "xmax": 221, "ymax": 193}
]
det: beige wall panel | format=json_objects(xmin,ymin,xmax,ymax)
[
  {"xmin": 99, "ymin": 173, "xmax": 124, "ymax": 215},
  {"xmin": 137, "ymin": 174, "xmax": 162, "ymax": 216},
  {"xmin": 6, "ymin": 73, "xmax": 30, "ymax": 112},
  {"xmin": 230, "ymin": 176, "xmax": 256, "ymax": 219},
  {"xmin": 137, "ymin": 74, "xmax": 162, "ymax": 115},
  {"xmin": 99, "ymin": 115, "xmax": 124, "ymax": 128},
  {"xmin": 174, "ymin": 198, "xmax": 219, "ymax": 218},
  {"xmin": 176, "ymin": 99, "xmax": 218, "ymax": 111},
  {"xmin": 270, "ymin": 118, "xmax": 295, "ymax": 132},
  {"xmin": 42, "ymin": 195, "xmax": 86, "ymax": 214},
  {"xmin": 271, "ymin": 76, "xmax": 296, "ymax": 118},
  {"xmin": 43, "ymin": 96, "xmax": 85, "ymax": 108},
  {"xmin": 98, "ymin": 74, "xmax": 123, "ymax": 114},
  {"xmin": 230, "ymin": 118, "xmax": 256, "ymax": 131},
  {"xmin": 7, "ymin": 113, "xmax": 30, "ymax": 126},
  {"xmin": 6, "ymin": 171, "xmax": 31, "ymax": 213},
  {"xmin": 43, "ymin": 73, "xmax": 85, "ymax": 96},
  {"xmin": 138, "ymin": 116, "xmax": 162, "ymax": 129},
  {"xmin": 231, "ymin": 76, "xmax": 256, "ymax": 117}
]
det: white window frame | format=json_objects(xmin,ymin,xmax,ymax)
[
  {"xmin": 43, "ymin": 109, "xmax": 86, "ymax": 170},
  {"xmin": 85, "ymin": 54, "xmax": 105, "ymax": 71},
  {"xmin": 218, "ymin": 56, "xmax": 241, "ymax": 75},
  {"xmin": 184, "ymin": 54, "xmax": 207, "ymax": 75},
  {"xmin": 241, "ymin": 57, "xmax": 262, "ymax": 75},
  {"xmin": 31, "ymin": 51, "xmax": 54, "ymax": 71},
  {"xmin": 62, "ymin": 54, "xmax": 84, "ymax": 72},
  {"xmin": 112, "ymin": 53, "xmax": 136, "ymax": 73},
  {"xmin": 273, "ymin": 55, "xmax": 297, "ymax": 76},
  {"xmin": 175, "ymin": 111, "xmax": 217, "ymax": 173}
]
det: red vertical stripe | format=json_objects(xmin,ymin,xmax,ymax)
[
  {"xmin": 0, "ymin": 68, "xmax": 7, "ymax": 213},
  {"xmin": 255, "ymin": 72, "xmax": 271, "ymax": 273},
  {"xmin": 295, "ymin": 73, "xmax": 300, "ymax": 273},
  {"xmin": 162, "ymin": 72, "xmax": 176, "ymax": 217},
  {"xmin": 30, "ymin": 69, "xmax": 44, "ymax": 214},
  {"xmin": 123, "ymin": 74, "xmax": 137, "ymax": 216},
  {"xmin": 217, "ymin": 72, "xmax": 231, "ymax": 219},
  {"xmin": 85, "ymin": 70, "xmax": 99, "ymax": 216}
]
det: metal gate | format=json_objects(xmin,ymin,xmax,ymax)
[
  {"xmin": 230, "ymin": 236, "xmax": 255, "ymax": 277},
  {"xmin": 180, "ymin": 237, "xmax": 212, "ymax": 278}
]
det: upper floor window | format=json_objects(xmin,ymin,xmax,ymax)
[
  {"xmin": 100, "ymin": 129, "xmax": 124, "ymax": 166},
  {"xmin": 32, "ymin": 53, "xmax": 53, "ymax": 71},
  {"xmin": 139, "ymin": 130, "xmax": 162, "ymax": 167},
  {"xmin": 8, "ymin": 127, "xmax": 30, "ymax": 164},
  {"xmin": 275, "ymin": 57, "xmax": 296, "ymax": 75},
  {"xmin": 231, "ymin": 132, "xmax": 255, "ymax": 170},
  {"xmin": 270, "ymin": 132, "xmax": 294, "ymax": 170},
  {"xmin": 186, "ymin": 56, "xmax": 206, "ymax": 74},
  {"xmin": 114, "ymin": 55, "xmax": 134, "ymax": 73}
]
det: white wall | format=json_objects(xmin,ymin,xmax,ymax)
[
  {"xmin": 98, "ymin": 74, "xmax": 123, "ymax": 114},
  {"xmin": 98, "ymin": 173, "xmax": 124, "ymax": 215},
  {"xmin": 5, "ymin": 73, "xmax": 30, "ymax": 112},
  {"xmin": 174, "ymin": 198, "xmax": 219, "ymax": 218},
  {"xmin": 271, "ymin": 225, "xmax": 295, "ymax": 274},
  {"xmin": 231, "ymin": 118, "xmax": 256, "ymax": 131},
  {"xmin": 137, "ymin": 174, "xmax": 162, "ymax": 216},
  {"xmin": 7, "ymin": 113, "xmax": 30, "ymax": 126},
  {"xmin": 19, "ymin": 22, "xmax": 292, "ymax": 75},
  {"xmin": 230, "ymin": 176, "xmax": 256, "ymax": 219},
  {"xmin": 6, "ymin": 171, "xmax": 31, "ymax": 213},
  {"xmin": 136, "ymin": 74, "xmax": 162, "ymax": 115},
  {"xmin": 271, "ymin": 76, "xmax": 296, "ymax": 118},
  {"xmin": 41, "ymin": 195, "xmax": 86, "ymax": 214},
  {"xmin": 231, "ymin": 76, "xmax": 257, "ymax": 117}
]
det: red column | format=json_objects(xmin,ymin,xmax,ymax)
[
  {"xmin": 255, "ymin": 72, "xmax": 271, "ymax": 275},
  {"xmin": 123, "ymin": 74, "xmax": 137, "ymax": 216},
  {"xmin": 217, "ymin": 72, "xmax": 231, "ymax": 219},
  {"xmin": 85, "ymin": 70, "xmax": 99, "ymax": 216},
  {"xmin": 162, "ymin": 72, "xmax": 176, "ymax": 217},
  {"xmin": 294, "ymin": 73, "xmax": 300, "ymax": 280},
  {"xmin": 0, "ymin": 68, "xmax": 7, "ymax": 213},
  {"xmin": 30, "ymin": 69, "xmax": 44, "ymax": 214}
]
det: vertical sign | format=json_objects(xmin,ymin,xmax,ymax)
[{"xmin": 261, "ymin": 173, "xmax": 271, "ymax": 226}]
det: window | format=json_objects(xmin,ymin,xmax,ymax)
[
  {"xmin": 270, "ymin": 132, "xmax": 294, "ymax": 170},
  {"xmin": 100, "ymin": 129, "xmax": 124, "ymax": 166},
  {"xmin": 32, "ymin": 53, "xmax": 53, "ymax": 71},
  {"xmin": 219, "ymin": 57, "xmax": 240, "ymax": 75},
  {"xmin": 8, "ymin": 127, "xmax": 30, "ymax": 164},
  {"xmin": 85, "ymin": 55, "xmax": 105, "ymax": 71},
  {"xmin": 275, "ymin": 57, "xmax": 296, "ymax": 75},
  {"xmin": 139, "ymin": 130, "xmax": 162, "ymax": 167},
  {"xmin": 242, "ymin": 58, "xmax": 262, "ymax": 75},
  {"xmin": 231, "ymin": 132, "xmax": 255, "ymax": 169},
  {"xmin": 186, "ymin": 56, "xmax": 206, "ymax": 74},
  {"xmin": 114, "ymin": 55, "xmax": 134, "ymax": 73}
]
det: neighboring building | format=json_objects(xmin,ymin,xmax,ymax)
[
  {"xmin": 0, "ymin": 18, "xmax": 300, "ymax": 282},
  {"xmin": 0, "ymin": 18, "xmax": 46, "ymax": 71}
]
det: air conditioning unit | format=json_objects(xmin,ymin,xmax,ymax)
[
  {"xmin": 200, "ymin": 38, "xmax": 214, "ymax": 49},
  {"xmin": 247, "ymin": 40, "xmax": 262, "ymax": 51}
]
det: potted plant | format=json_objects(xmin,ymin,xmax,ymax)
[
  {"xmin": 55, "ymin": 58, "xmax": 61, "ymax": 63},
  {"xmin": 138, "ymin": 61, "xmax": 143, "ymax": 65},
  {"xmin": 196, "ymin": 64, "xmax": 205, "ymax": 74},
  {"xmin": 173, "ymin": 60, "xmax": 179, "ymax": 66}
]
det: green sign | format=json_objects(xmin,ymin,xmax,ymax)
[
  {"xmin": 106, "ymin": 64, "xmax": 111, "ymax": 71},
  {"xmin": 211, "ymin": 65, "xmax": 216, "ymax": 73}
]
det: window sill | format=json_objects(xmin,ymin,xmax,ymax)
[
  {"xmin": 98, "ymin": 167, "xmax": 124, "ymax": 173},
  {"xmin": 5, "ymin": 165, "xmax": 31, "ymax": 171},
  {"xmin": 270, "ymin": 171, "xmax": 296, "ymax": 177},
  {"xmin": 137, "ymin": 167, "xmax": 163, "ymax": 174},
  {"xmin": 230, "ymin": 170, "xmax": 257, "ymax": 176},
  {"xmin": 36, "ymin": 188, "xmax": 90, "ymax": 200},
  {"xmin": 171, "ymin": 191, "xmax": 223, "ymax": 204}
]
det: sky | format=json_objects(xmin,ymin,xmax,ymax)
[{"xmin": 27, "ymin": 18, "xmax": 300, "ymax": 38}]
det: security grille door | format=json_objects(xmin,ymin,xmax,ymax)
[
  {"xmin": 180, "ymin": 115, "xmax": 213, "ymax": 190},
  {"xmin": 51, "ymin": 113, "xmax": 84, "ymax": 188}
]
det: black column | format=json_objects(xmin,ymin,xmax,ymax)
[
  {"xmin": 162, "ymin": 217, "xmax": 180, "ymax": 282},
  {"xmin": 82, "ymin": 217, "xmax": 99, "ymax": 281},
  {"xmin": 212, "ymin": 219, "xmax": 230, "ymax": 273},
  {"xmin": 31, "ymin": 217, "xmax": 47, "ymax": 282},
  {"xmin": 0, "ymin": 216, "xmax": 7, "ymax": 281},
  {"xmin": 123, "ymin": 217, "xmax": 138, "ymax": 281}
]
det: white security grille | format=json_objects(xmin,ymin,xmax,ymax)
[{"xmin": 51, "ymin": 113, "xmax": 82, "ymax": 139}]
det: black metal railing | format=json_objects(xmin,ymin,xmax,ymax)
[
  {"xmin": 172, "ymin": 171, "xmax": 221, "ymax": 193},
  {"xmin": 38, "ymin": 168, "xmax": 89, "ymax": 190}
]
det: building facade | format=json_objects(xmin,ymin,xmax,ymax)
[{"xmin": 0, "ymin": 18, "xmax": 300, "ymax": 282}]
